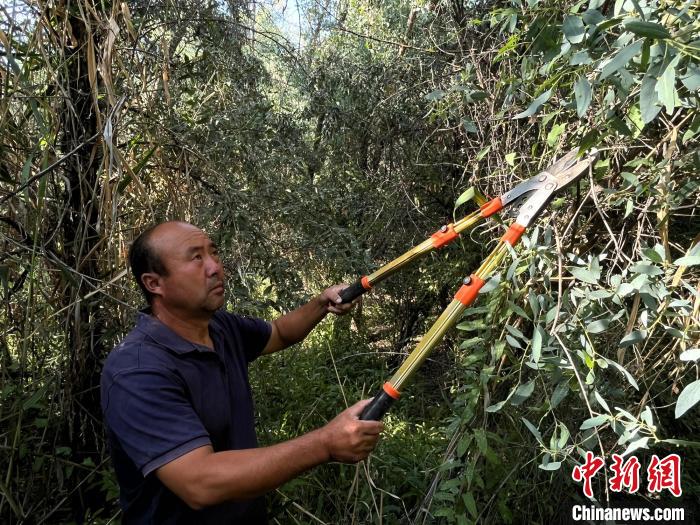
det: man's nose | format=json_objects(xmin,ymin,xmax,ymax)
[{"xmin": 206, "ymin": 255, "xmax": 223, "ymax": 277}]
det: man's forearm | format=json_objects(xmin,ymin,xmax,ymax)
[
  {"xmin": 273, "ymin": 294, "xmax": 329, "ymax": 346},
  {"xmin": 157, "ymin": 400, "xmax": 383, "ymax": 510},
  {"xmin": 188, "ymin": 429, "xmax": 329, "ymax": 507}
]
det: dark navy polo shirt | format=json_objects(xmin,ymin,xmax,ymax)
[{"xmin": 101, "ymin": 309, "xmax": 272, "ymax": 524}]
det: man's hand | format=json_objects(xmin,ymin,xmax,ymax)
[
  {"xmin": 319, "ymin": 399, "xmax": 384, "ymax": 463},
  {"xmin": 263, "ymin": 284, "xmax": 360, "ymax": 355},
  {"xmin": 320, "ymin": 284, "xmax": 359, "ymax": 315}
]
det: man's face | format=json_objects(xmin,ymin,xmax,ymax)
[{"xmin": 147, "ymin": 222, "xmax": 225, "ymax": 317}]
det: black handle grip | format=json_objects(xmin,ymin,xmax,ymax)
[
  {"xmin": 338, "ymin": 280, "xmax": 367, "ymax": 304},
  {"xmin": 359, "ymin": 388, "xmax": 396, "ymax": 421}
]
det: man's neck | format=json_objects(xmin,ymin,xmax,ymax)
[{"xmin": 151, "ymin": 304, "xmax": 214, "ymax": 348}]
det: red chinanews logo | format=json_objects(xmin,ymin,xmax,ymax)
[{"xmin": 572, "ymin": 452, "xmax": 682, "ymax": 498}]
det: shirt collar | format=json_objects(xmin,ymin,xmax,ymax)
[{"xmin": 135, "ymin": 308, "xmax": 220, "ymax": 355}]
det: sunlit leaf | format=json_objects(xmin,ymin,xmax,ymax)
[
  {"xmin": 675, "ymin": 380, "xmax": 700, "ymax": 419},
  {"xmin": 656, "ymin": 55, "xmax": 681, "ymax": 114},
  {"xmin": 513, "ymin": 89, "xmax": 552, "ymax": 119},
  {"xmin": 455, "ymin": 187, "xmax": 476, "ymax": 209},
  {"xmin": 580, "ymin": 415, "xmax": 608, "ymax": 429},
  {"xmin": 599, "ymin": 40, "xmax": 643, "ymax": 80},
  {"xmin": 620, "ymin": 330, "xmax": 646, "ymax": 347},
  {"xmin": 570, "ymin": 267, "xmax": 599, "ymax": 284},
  {"xmin": 587, "ymin": 319, "xmax": 610, "ymax": 334},
  {"xmin": 680, "ymin": 349, "xmax": 700, "ymax": 362},
  {"xmin": 563, "ymin": 16, "xmax": 586, "ymax": 44}
]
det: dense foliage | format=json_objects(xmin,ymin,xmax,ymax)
[{"xmin": 1, "ymin": 0, "xmax": 698, "ymax": 523}]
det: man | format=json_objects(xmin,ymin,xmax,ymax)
[{"xmin": 101, "ymin": 221, "xmax": 383, "ymax": 524}]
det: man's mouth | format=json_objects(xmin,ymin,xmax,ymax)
[{"xmin": 210, "ymin": 282, "xmax": 225, "ymax": 292}]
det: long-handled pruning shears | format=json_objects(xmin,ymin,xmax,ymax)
[{"xmin": 352, "ymin": 148, "xmax": 599, "ymax": 421}]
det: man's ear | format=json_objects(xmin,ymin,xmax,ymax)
[{"xmin": 141, "ymin": 272, "xmax": 163, "ymax": 298}]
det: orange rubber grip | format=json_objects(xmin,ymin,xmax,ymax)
[
  {"xmin": 383, "ymin": 382, "xmax": 401, "ymax": 400},
  {"xmin": 501, "ymin": 223, "xmax": 526, "ymax": 246},
  {"xmin": 361, "ymin": 276, "xmax": 372, "ymax": 290},
  {"xmin": 454, "ymin": 275, "xmax": 485, "ymax": 306},
  {"xmin": 431, "ymin": 224, "xmax": 459, "ymax": 249},
  {"xmin": 480, "ymin": 197, "xmax": 503, "ymax": 218}
]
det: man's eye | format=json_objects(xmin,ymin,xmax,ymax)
[{"xmin": 193, "ymin": 254, "xmax": 202, "ymax": 260}]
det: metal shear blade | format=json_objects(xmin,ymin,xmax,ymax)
[{"xmin": 502, "ymin": 148, "xmax": 599, "ymax": 226}]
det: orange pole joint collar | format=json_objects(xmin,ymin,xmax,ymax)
[
  {"xmin": 360, "ymin": 276, "xmax": 372, "ymax": 290},
  {"xmin": 479, "ymin": 197, "xmax": 503, "ymax": 218},
  {"xmin": 382, "ymin": 382, "xmax": 401, "ymax": 400},
  {"xmin": 501, "ymin": 223, "xmax": 526, "ymax": 246},
  {"xmin": 454, "ymin": 275, "xmax": 486, "ymax": 306},
  {"xmin": 430, "ymin": 224, "xmax": 459, "ymax": 249}
]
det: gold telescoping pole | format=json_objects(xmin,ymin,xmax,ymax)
[{"xmin": 359, "ymin": 222, "xmax": 526, "ymax": 421}]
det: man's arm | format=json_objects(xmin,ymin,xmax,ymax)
[
  {"xmin": 155, "ymin": 400, "xmax": 382, "ymax": 509},
  {"xmin": 263, "ymin": 284, "xmax": 355, "ymax": 355}
]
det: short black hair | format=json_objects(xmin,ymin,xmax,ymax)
[{"xmin": 129, "ymin": 224, "xmax": 168, "ymax": 304}]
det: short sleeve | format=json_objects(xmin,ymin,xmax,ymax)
[
  {"xmin": 103, "ymin": 367, "xmax": 211, "ymax": 476},
  {"xmin": 215, "ymin": 311, "xmax": 271, "ymax": 362}
]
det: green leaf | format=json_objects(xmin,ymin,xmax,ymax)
[
  {"xmin": 622, "ymin": 437, "xmax": 649, "ymax": 457},
  {"xmin": 455, "ymin": 187, "xmax": 476, "ymax": 209},
  {"xmin": 511, "ymin": 380, "xmax": 536, "ymax": 406},
  {"xmin": 506, "ymin": 335, "xmax": 522, "ymax": 349},
  {"xmin": 630, "ymin": 263, "xmax": 663, "ymax": 276},
  {"xmin": 599, "ymin": 40, "xmax": 643, "ymax": 80},
  {"xmin": 656, "ymin": 55, "xmax": 681, "ymax": 114},
  {"xmin": 521, "ymin": 417, "xmax": 543, "ymax": 444},
  {"xmin": 574, "ymin": 76, "xmax": 592, "ymax": 118},
  {"xmin": 587, "ymin": 319, "xmax": 610, "ymax": 334},
  {"xmin": 425, "ymin": 89, "xmax": 446, "ymax": 101},
  {"xmin": 640, "ymin": 73, "xmax": 661, "ymax": 124},
  {"xmin": 680, "ymin": 349, "xmax": 700, "ymax": 362},
  {"xmin": 476, "ymin": 145, "xmax": 491, "ymax": 160},
  {"xmin": 662, "ymin": 439, "xmax": 700, "ymax": 449},
  {"xmin": 620, "ymin": 329, "xmax": 647, "ymax": 347},
  {"xmin": 505, "ymin": 152, "xmax": 517, "ymax": 166},
  {"xmin": 461, "ymin": 118, "xmax": 478, "ymax": 134},
  {"xmin": 642, "ymin": 247, "xmax": 663, "ymax": 263},
  {"xmin": 570, "ymin": 50, "xmax": 592, "ymax": 65},
  {"xmin": 513, "ymin": 89, "xmax": 553, "ymax": 119},
  {"xmin": 505, "ymin": 324, "xmax": 525, "ymax": 339},
  {"xmin": 469, "ymin": 90, "xmax": 489, "ymax": 102},
  {"xmin": 486, "ymin": 400, "xmax": 507, "ymax": 413},
  {"xmin": 627, "ymin": 105, "xmax": 644, "ymax": 136},
  {"xmin": 563, "ymin": 16, "xmax": 586, "ymax": 44},
  {"xmin": 680, "ymin": 62, "xmax": 700, "ymax": 92},
  {"xmin": 594, "ymin": 390, "xmax": 610, "ymax": 412},
  {"xmin": 580, "ymin": 414, "xmax": 608, "ymax": 430},
  {"xmin": 675, "ymin": 379, "xmax": 700, "ymax": 419},
  {"xmin": 546, "ymin": 123, "xmax": 566, "ymax": 147},
  {"xmin": 623, "ymin": 20, "xmax": 670, "ymax": 39},
  {"xmin": 605, "ymin": 359, "xmax": 640, "ymax": 390},
  {"xmin": 532, "ymin": 326, "xmax": 543, "ymax": 363},
  {"xmin": 539, "ymin": 461, "xmax": 562, "ymax": 471},
  {"xmin": 570, "ymin": 267, "xmax": 599, "ymax": 285},
  {"xmin": 674, "ymin": 255, "xmax": 700, "ymax": 267},
  {"xmin": 462, "ymin": 492, "xmax": 478, "ymax": 519},
  {"xmin": 551, "ymin": 381, "xmax": 569, "ymax": 408}
]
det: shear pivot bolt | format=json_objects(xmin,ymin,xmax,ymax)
[
  {"xmin": 538, "ymin": 175, "xmax": 547, "ymax": 182},
  {"xmin": 545, "ymin": 182, "xmax": 555, "ymax": 190},
  {"xmin": 463, "ymin": 276, "xmax": 472, "ymax": 285},
  {"xmin": 440, "ymin": 225, "xmax": 448, "ymax": 232}
]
